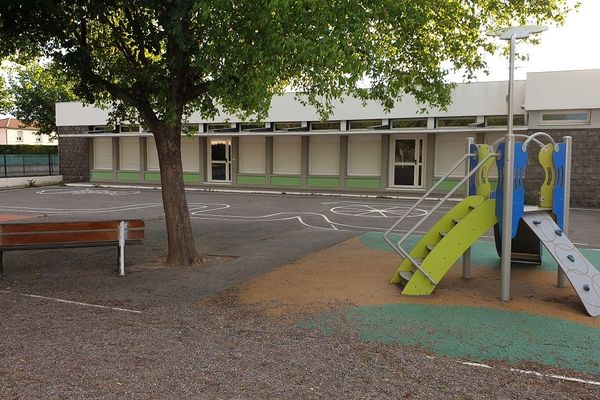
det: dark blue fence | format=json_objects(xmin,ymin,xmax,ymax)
[{"xmin": 1, "ymin": 154, "xmax": 60, "ymax": 178}]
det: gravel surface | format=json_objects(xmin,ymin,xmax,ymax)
[{"xmin": 1, "ymin": 289, "xmax": 598, "ymax": 400}]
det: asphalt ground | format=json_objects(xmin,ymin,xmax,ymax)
[{"xmin": 1, "ymin": 185, "xmax": 600, "ymax": 398}]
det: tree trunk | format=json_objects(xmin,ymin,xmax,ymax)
[{"xmin": 153, "ymin": 124, "xmax": 203, "ymax": 266}]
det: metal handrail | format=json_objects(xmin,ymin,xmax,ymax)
[
  {"xmin": 522, "ymin": 131, "xmax": 559, "ymax": 152},
  {"xmin": 384, "ymin": 152, "xmax": 498, "ymax": 285},
  {"xmin": 491, "ymin": 134, "xmax": 544, "ymax": 149}
]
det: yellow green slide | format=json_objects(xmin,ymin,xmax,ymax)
[{"xmin": 391, "ymin": 195, "xmax": 498, "ymax": 295}]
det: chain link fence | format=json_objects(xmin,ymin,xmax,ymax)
[{"xmin": 1, "ymin": 154, "xmax": 60, "ymax": 178}]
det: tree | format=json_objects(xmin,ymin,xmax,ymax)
[
  {"xmin": 0, "ymin": 75, "xmax": 10, "ymax": 113},
  {"xmin": 0, "ymin": 0, "xmax": 573, "ymax": 266},
  {"xmin": 4, "ymin": 62, "xmax": 78, "ymax": 136}
]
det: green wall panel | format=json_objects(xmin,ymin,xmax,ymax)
[
  {"xmin": 90, "ymin": 170, "xmax": 113, "ymax": 180},
  {"xmin": 116, "ymin": 171, "xmax": 141, "ymax": 181},
  {"xmin": 271, "ymin": 176, "xmax": 302, "ymax": 186},
  {"xmin": 237, "ymin": 175, "xmax": 266, "ymax": 185},
  {"xmin": 144, "ymin": 172, "xmax": 161, "ymax": 182},
  {"xmin": 307, "ymin": 177, "xmax": 339, "ymax": 188},
  {"xmin": 183, "ymin": 173, "xmax": 201, "ymax": 183},
  {"xmin": 345, "ymin": 177, "xmax": 381, "ymax": 189}
]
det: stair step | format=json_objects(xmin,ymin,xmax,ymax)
[
  {"xmin": 426, "ymin": 244, "xmax": 436, "ymax": 252},
  {"xmin": 399, "ymin": 271, "xmax": 414, "ymax": 281},
  {"xmin": 439, "ymin": 231, "xmax": 448, "ymax": 237},
  {"xmin": 452, "ymin": 218, "xmax": 462, "ymax": 224}
]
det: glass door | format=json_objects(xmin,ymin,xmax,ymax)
[
  {"xmin": 391, "ymin": 137, "xmax": 424, "ymax": 188},
  {"xmin": 209, "ymin": 137, "xmax": 232, "ymax": 182}
]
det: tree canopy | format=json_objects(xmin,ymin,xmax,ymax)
[
  {"xmin": 2, "ymin": 62, "xmax": 78, "ymax": 135},
  {"xmin": 0, "ymin": 0, "xmax": 574, "ymax": 265}
]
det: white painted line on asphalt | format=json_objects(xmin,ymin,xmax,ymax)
[
  {"xmin": 0, "ymin": 290, "xmax": 142, "ymax": 314},
  {"xmin": 510, "ymin": 368, "xmax": 600, "ymax": 386},
  {"xmin": 429, "ymin": 355, "xmax": 600, "ymax": 386},
  {"xmin": 460, "ymin": 361, "xmax": 492, "ymax": 368}
]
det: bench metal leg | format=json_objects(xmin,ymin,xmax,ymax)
[{"xmin": 118, "ymin": 221, "xmax": 126, "ymax": 276}]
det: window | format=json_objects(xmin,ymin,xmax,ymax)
[
  {"xmin": 436, "ymin": 117, "xmax": 477, "ymax": 128},
  {"xmin": 348, "ymin": 119, "xmax": 382, "ymax": 130},
  {"xmin": 88, "ymin": 125, "xmax": 117, "ymax": 134},
  {"xmin": 146, "ymin": 137, "xmax": 159, "ymax": 171},
  {"xmin": 16, "ymin": 131, "xmax": 23, "ymax": 142},
  {"xmin": 181, "ymin": 137, "xmax": 200, "ymax": 171},
  {"xmin": 310, "ymin": 121, "xmax": 340, "ymax": 131},
  {"xmin": 119, "ymin": 137, "xmax": 140, "ymax": 171},
  {"xmin": 347, "ymin": 135, "xmax": 381, "ymax": 176},
  {"xmin": 540, "ymin": 111, "xmax": 590, "ymax": 125},
  {"xmin": 485, "ymin": 115, "xmax": 526, "ymax": 126},
  {"xmin": 93, "ymin": 137, "xmax": 113, "ymax": 169},
  {"xmin": 206, "ymin": 123, "xmax": 233, "ymax": 132},
  {"xmin": 273, "ymin": 136, "xmax": 301, "ymax": 174},
  {"xmin": 391, "ymin": 118, "xmax": 428, "ymax": 129},
  {"xmin": 181, "ymin": 124, "xmax": 199, "ymax": 135},
  {"xmin": 35, "ymin": 136, "xmax": 42, "ymax": 143},
  {"xmin": 274, "ymin": 122, "xmax": 302, "ymax": 131},
  {"xmin": 239, "ymin": 136, "xmax": 266, "ymax": 173},
  {"xmin": 241, "ymin": 122, "xmax": 267, "ymax": 131},
  {"xmin": 119, "ymin": 124, "xmax": 140, "ymax": 133},
  {"xmin": 309, "ymin": 136, "xmax": 340, "ymax": 175},
  {"xmin": 434, "ymin": 133, "xmax": 471, "ymax": 177}
]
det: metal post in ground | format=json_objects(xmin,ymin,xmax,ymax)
[
  {"xmin": 462, "ymin": 136, "xmax": 475, "ymax": 279},
  {"xmin": 558, "ymin": 136, "xmax": 572, "ymax": 288}
]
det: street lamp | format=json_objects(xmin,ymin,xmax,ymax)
[{"xmin": 487, "ymin": 25, "xmax": 547, "ymax": 301}]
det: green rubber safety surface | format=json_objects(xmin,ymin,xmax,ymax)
[
  {"xmin": 299, "ymin": 304, "xmax": 600, "ymax": 375},
  {"xmin": 361, "ymin": 232, "xmax": 600, "ymax": 273}
]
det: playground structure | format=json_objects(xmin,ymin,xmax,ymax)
[{"xmin": 384, "ymin": 132, "xmax": 600, "ymax": 317}]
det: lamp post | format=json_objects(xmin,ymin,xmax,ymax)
[{"xmin": 487, "ymin": 25, "xmax": 547, "ymax": 301}]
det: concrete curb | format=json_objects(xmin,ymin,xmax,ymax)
[{"xmin": 0, "ymin": 175, "xmax": 63, "ymax": 189}]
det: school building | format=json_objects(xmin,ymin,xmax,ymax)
[{"xmin": 55, "ymin": 69, "xmax": 600, "ymax": 207}]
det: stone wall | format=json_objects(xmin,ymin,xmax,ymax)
[
  {"xmin": 524, "ymin": 129, "xmax": 600, "ymax": 208},
  {"xmin": 57, "ymin": 126, "xmax": 90, "ymax": 182}
]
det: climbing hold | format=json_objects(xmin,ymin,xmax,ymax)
[
  {"xmin": 555, "ymin": 229, "xmax": 563, "ymax": 236},
  {"xmin": 583, "ymin": 284, "xmax": 590, "ymax": 292},
  {"xmin": 533, "ymin": 220, "xmax": 541, "ymax": 225},
  {"xmin": 567, "ymin": 255, "xmax": 575, "ymax": 262}
]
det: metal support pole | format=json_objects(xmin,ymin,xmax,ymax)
[
  {"xmin": 462, "ymin": 137, "xmax": 475, "ymax": 279},
  {"xmin": 558, "ymin": 136, "xmax": 572, "ymax": 288},
  {"xmin": 118, "ymin": 221, "xmax": 126, "ymax": 276},
  {"xmin": 3, "ymin": 154, "xmax": 6, "ymax": 178},
  {"xmin": 500, "ymin": 33, "xmax": 517, "ymax": 302}
]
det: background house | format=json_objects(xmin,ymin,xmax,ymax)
[{"xmin": 0, "ymin": 118, "xmax": 56, "ymax": 146}]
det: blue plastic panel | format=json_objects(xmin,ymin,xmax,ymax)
[
  {"xmin": 552, "ymin": 143, "xmax": 567, "ymax": 229},
  {"xmin": 468, "ymin": 143, "xmax": 479, "ymax": 195},
  {"xmin": 495, "ymin": 141, "xmax": 527, "ymax": 238}
]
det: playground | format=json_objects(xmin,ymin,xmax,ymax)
[{"xmin": 1, "ymin": 182, "xmax": 600, "ymax": 398}]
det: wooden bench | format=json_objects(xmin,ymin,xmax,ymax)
[{"xmin": 0, "ymin": 220, "xmax": 144, "ymax": 278}]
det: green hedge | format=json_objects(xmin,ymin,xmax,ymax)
[{"xmin": 0, "ymin": 144, "xmax": 58, "ymax": 154}]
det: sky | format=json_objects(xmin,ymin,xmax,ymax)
[
  {"xmin": 457, "ymin": 0, "xmax": 600, "ymax": 82},
  {"xmin": 1, "ymin": 0, "xmax": 599, "ymax": 119}
]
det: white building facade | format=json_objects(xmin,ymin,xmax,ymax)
[
  {"xmin": 0, "ymin": 118, "xmax": 56, "ymax": 146},
  {"xmin": 55, "ymin": 69, "xmax": 600, "ymax": 207}
]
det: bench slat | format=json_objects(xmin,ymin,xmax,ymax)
[
  {"xmin": 0, "ymin": 220, "xmax": 144, "ymax": 234},
  {"xmin": 0, "ymin": 229, "xmax": 144, "ymax": 246}
]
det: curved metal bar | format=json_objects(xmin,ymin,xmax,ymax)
[
  {"xmin": 491, "ymin": 134, "xmax": 544, "ymax": 149},
  {"xmin": 522, "ymin": 131, "xmax": 559, "ymax": 152},
  {"xmin": 384, "ymin": 152, "xmax": 497, "ymax": 286}
]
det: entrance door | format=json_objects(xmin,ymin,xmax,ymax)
[
  {"xmin": 391, "ymin": 137, "xmax": 425, "ymax": 188},
  {"xmin": 209, "ymin": 137, "xmax": 232, "ymax": 182}
]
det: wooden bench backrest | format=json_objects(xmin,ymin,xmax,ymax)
[{"xmin": 0, "ymin": 220, "xmax": 144, "ymax": 247}]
